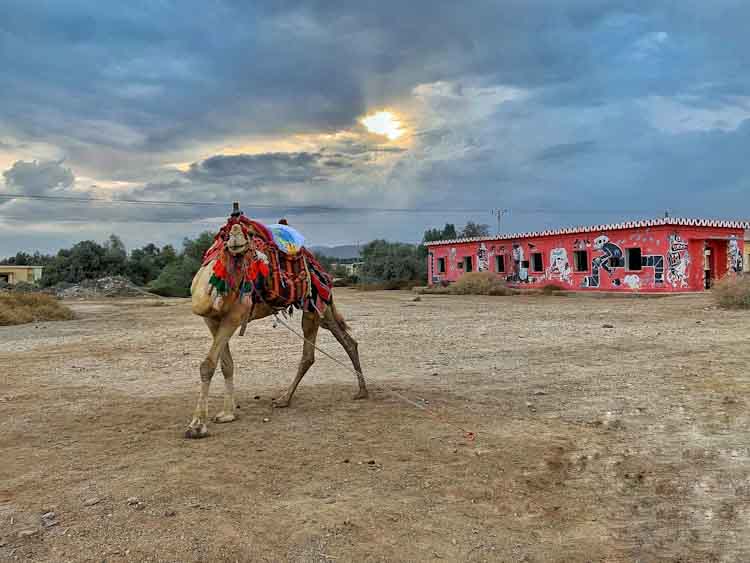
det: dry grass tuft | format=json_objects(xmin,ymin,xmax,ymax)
[
  {"xmin": 449, "ymin": 272, "xmax": 513, "ymax": 296},
  {"xmin": 0, "ymin": 292, "xmax": 75, "ymax": 326},
  {"xmin": 541, "ymin": 283, "xmax": 565, "ymax": 295},
  {"xmin": 713, "ymin": 275, "xmax": 750, "ymax": 310}
]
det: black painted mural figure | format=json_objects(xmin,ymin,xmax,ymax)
[{"xmin": 582, "ymin": 235, "xmax": 622, "ymax": 288}]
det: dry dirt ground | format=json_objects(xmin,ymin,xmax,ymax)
[{"xmin": 1, "ymin": 289, "xmax": 749, "ymax": 562}]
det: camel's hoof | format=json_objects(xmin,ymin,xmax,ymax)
[
  {"xmin": 212, "ymin": 412, "xmax": 237, "ymax": 423},
  {"xmin": 184, "ymin": 424, "xmax": 209, "ymax": 439},
  {"xmin": 353, "ymin": 390, "xmax": 369, "ymax": 400},
  {"xmin": 272, "ymin": 397, "xmax": 290, "ymax": 408}
]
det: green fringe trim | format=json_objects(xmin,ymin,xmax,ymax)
[{"xmin": 209, "ymin": 274, "xmax": 227, "ymax": 294}]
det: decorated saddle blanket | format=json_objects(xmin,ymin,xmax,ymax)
[{"xmin": 201, "ymin": 216, "xmax": 332, "ymax": 315}]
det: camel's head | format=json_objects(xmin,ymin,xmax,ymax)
[{"xmin": 225, "ymin": 223, "xmax": 251, "ymax": 256}]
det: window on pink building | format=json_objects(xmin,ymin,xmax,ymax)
[
  {"xmin": 495, "ymin": 255, "xmax": 505, "ymax": 272},
  {"xmin": 626, "ymin": 248, "xmax": 642, "ymax": 270},
  {"xmin": 531, "ymin": 253, "xmax": 543, "ymax": 272},
  {"xmin": 574, "ymin": 250, "xmax": 588, "ymax": 271}
]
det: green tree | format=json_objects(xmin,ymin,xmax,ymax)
[
  {"xmin": 41, "ymin": 240, "xmax": 108, "ymax": 286},
  {"xmin": 183, "ymin": 231, "xmax": 216, "ymax": 263},
  {"xmin": 422, "ymin": 223, "xmax": 458, "ymax": 243},
  {"xmin": 360, "ymin": 240, "xmax": 426, "ymax": 287},
  {"xmin": 148, "ymin": 232, "xmax": 216, "ymax": 296},
  {"xmin": 148, "ymin": 255, "xmax": 201, "ymax": 297},
  {"xmin": 419, "ymin": 223, "xmax": 459, "ymax": 260},
  {"xmin": 460, "ymin": 221, "xmax": 490, "ymax": 238},
  {"xmin": 103, "ymin": 234, "xmax": 127, "ymax": 276},
  {"xmin": 132, "ymin": 243, "xmax": 179, "ymax": 285},
  {"xmin": 0, "ymin": 251, "xmax": 54, "ymax": 266}
]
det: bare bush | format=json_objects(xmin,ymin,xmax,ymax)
[
  {"xmin": 541, "ymin": 283, "xmax": 565, "ymax": 295},
  {"xmin": 449, "ymin": 272, "xmax": 513, "ymax": 296},
  {"xmin": 0, "ymin": 293, "xmax": 75, "ymax": 326},
  {"xmin": 713, "ymin": 275, "xmax": 750, "ymax": 309}
]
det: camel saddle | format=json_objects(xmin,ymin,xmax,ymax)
[{"xmin": 201, "ymin": 215, "xmax": 333, "ymax": 318}]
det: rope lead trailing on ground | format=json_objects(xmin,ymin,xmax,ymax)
[{"xmin": 272, "ymin": 313, "xmax": 476, "ymax": 442}]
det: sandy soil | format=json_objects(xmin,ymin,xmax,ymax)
[{"xmin": 1, "ymin": 289, "xmax": 749, "ymax": 562}]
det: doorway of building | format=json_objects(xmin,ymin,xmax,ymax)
[
  {"xmin": 0, "ymin": 273, "xmax": 9, "ymax": 284},
  {"xmin": 704, "ymin": 246, "xmax": 712, "ymax": 289},
  {"xmin": 703, "ymin": 239, "xmax": 729, "ymax": 289}
]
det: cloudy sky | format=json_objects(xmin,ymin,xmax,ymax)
[{"xmin": 2, "ymin": 1, "xmax": 750, "ymax": 256}]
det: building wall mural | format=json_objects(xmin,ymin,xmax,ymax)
[
  {"xmin": 729, "ymin": 235, "xmax": 743, "ymax": 273},
  {"xmin": 477, "ymin": 243, "xmax": 490, "ymax": 272},
  {"xmin": 507, "ymin": 242, "xmax": 531, "ymax": 283},
  {"xmin": 547, "ymin": 248, "xmax": 571, "ymax": 283},
  {"xmin": 426, "ymin": 224, "xmax": 746, "ymax": 293},
  {"xmin": 666, "ymin": 234, "xmax": 690, "ymax": 288},
  {"xmin": 582, "ymin": 235, "xmax": 623, "ymax": 288},
  {"xmin": 623, "ymin": 274, "xmax": 641, "ymax": 289}
]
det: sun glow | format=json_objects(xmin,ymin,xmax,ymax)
[{"xmin": 360, "ymin": 111, "xmax": 405, "ymax": 140}]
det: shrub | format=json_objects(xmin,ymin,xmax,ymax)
[
  {"xmin": 449, "ymin": 272, "xmax": 512, "ymax": 296},
  {"xmin": 541, "ymin": 283, "xmax": 565, "ymax": 295},
  {"xmin": 713, "ymin": 275, "xmax": 750, "ymax": 309},
  {"xmin": 148, "ymin": 256, "xmax": 201, "ymax": 297},
  {"xmin": 0, "ymin": 293, "xmax": 75, "ymax": 326}
]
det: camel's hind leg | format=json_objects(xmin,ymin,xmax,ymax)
[
  {"xmin": 273, "ymin": 312, "xmax": 320, "ymax": 408},
  {"xmin": 322, "ymin": 304, "xmax": 368, "ymax": 400}
]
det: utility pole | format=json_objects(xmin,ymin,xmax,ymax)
[{"xmin": 492, "ymin": 208, "xmax": 509, "ymax": 235}]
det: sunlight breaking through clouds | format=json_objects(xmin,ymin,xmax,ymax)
[{"xmin": 360, "ymin": 111, "xmax": 405, "ymax": 140}]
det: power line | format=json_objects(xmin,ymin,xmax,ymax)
[
  {"xmin": 0, "ymin": 193, "xmax": 489, "ymax": 213},
  {"xmin": 0, "ymin": 193, "xmax": 665, "ymax": 216}
]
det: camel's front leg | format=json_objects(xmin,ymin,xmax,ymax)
[
  {"xmin": 186, "ymin": 318, "xmax": 239, "ymax": 439},
  {"xmin": 213, "ymin": 343, "xmax": 237, "ymax": 423}
]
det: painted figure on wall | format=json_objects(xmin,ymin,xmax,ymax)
[
  {"xmin": 477, "ymin": 243, "xmax": 490, "ymax": 272},
  {"xmin": 666, "ymin": 234, "xmax": 690, "ymax": 288},
  {"xmin": 582, "ymin": 235, "xmax": 622, "ymax": 288},
  {"xmin": 508, "ymin": 243, "xmax": 529, "ymax": 283},
  {"xmin": 623, "ymin": 274, "xmax": 641, "ymax": 289},
  {"xmin": 729, "ymin": 236, "xmax": 743, "ymax": 273},
  {"xmin": 449, "ymin": 247, "xmax": 457, "ymax": 271},
  {"xmin": 548, "ymin": 248, "xmax": 571, "ymax": 283},
  {"xmin": 643, "ymin": 254, "xmax": 665, "ymax": 284},
  {"xmin": 429, "ymin": 251, "xmax": 440, "ymax": 284}
]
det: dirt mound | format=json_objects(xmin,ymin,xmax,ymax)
[{"xmin": 55, "ymin": 276, "xmax": 158, "ymax": 299}]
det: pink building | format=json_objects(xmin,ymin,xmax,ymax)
[{"xmin": 425, "ymin": 218, "xmax": 748, "ymax": 292}]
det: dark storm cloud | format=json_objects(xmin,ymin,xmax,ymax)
[
  {"xmin": 2, "ymin": 160, "xmax": 75, "ymax": 196},
  {"xmin": 2, "ymin": 0, "xmax": 750, "ymax": 255},
  {"xmin": 7, "ymin": 0, "xmax": 748, "ymax": 157},
  {"xmin": 187, "ymin": 152, "xmax": 324, "ymax": 185}
]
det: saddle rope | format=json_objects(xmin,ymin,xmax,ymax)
[{"xmin": 271, "ymin": 312, "xmax": 476, "ymax": 442}]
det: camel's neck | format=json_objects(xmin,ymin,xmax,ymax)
[{"xmin": 210, "ymin": 251, "xmax": 253, "ymax": 296}]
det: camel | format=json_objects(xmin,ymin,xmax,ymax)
[{"xmin": 185, "ymin": 214, "xmax": 368, "ymax": 439}]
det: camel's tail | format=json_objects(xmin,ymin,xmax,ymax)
[{"xmin": 327, "ymin": 299, "xmax": 350, "ymax": 333}]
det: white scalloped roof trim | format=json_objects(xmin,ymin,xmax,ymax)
[{"xmin": 424, "ymin": 217, "xmax": 750, "ymax": 246}]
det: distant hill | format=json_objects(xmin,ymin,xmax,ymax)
[{"xmin": 310, "ymin": 245, "xmax": 361, "ymax": 259}]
